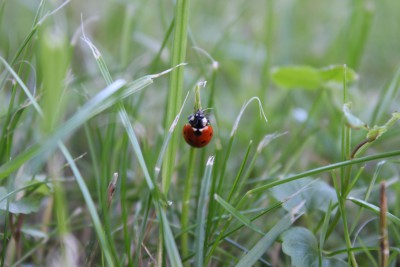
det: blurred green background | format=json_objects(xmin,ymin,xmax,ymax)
[{"xmin": 1, "ymin": 0, "xmax": 400, "ymax": 266}]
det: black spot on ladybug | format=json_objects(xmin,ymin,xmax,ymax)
[
  {"xmin": 188, "ymin": 139, "xmax": 194, "ymax": 144},
  {"xmin": 210, "ymin": 132, "xmax": 212, "ymax": 136},
  {"xmin": 201, "ymin": 140, "xmax": 206, "ymax": 144}
]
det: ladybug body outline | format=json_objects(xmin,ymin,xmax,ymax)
[{"xmin": 183, "ymin": 109, "xmax": 213, "ymax": 148}]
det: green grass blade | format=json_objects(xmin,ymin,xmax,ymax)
[
  {"xmin": 82, "ymin": 27, "xmax": 187, "ymax": 266},
  {"xmin": 162, "ymin": 0, "xmax": 190, "ymax": 193},
  {"xmin": 194, "ymin": 156, "xmax": 215, "ymax": 267},
  {"xmin": 181, "ymin": 148, "xmax": 196, "ymax": 260},
  {"xmin": 214, "ymin": 194, "xmax": 264, "ymax": 235},
  {"xmin": 348, "ymin": 197, "xmax": 400, "ymax": 226},
  {"xmin": 208, "ymin": 201, "xmax": 284, "ymax": 247},
  {"xmin": 214, "ymin": 97, "xmax": 268, "ymax": 221},
  {"xmin": 154, "ymin": 91, "xmax": 190, "ymax": 179},
  {"xmin": 159, "ymin": 208, "xmax": 184, "ymax": 267},
  {"xmin": 0, "ymin": 79, "xmax": 129, "ymax": 179},
  {"xmin": 118, "ymin": 104, "xmax": 155, "ymax": 191},
  {"xmin": 371, "ymin": 67, "xmax": 400, "ymax": 124},
  {"xmin": 227, "ymin": 140, "xmax": 252, "ymax": 202},
  {"xmin": 244, "ymin": 149, "xmax": 400, "ymax": 196},
  {"xmin": 58, "ymin": 143, "xmax": 115, "ymax": 267},
  {"xmin": 118, "ymin": 104, "xmax": 183, "ymax": 266},
  {"xmin": 235, "ymin": 211, "xmax": 303, "ymax": 267},
  {"xmin": 0, "ymin": 56, "xmax": 43, "ymax": 116}
]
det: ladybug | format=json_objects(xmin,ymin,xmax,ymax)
[{"xmin": 182, "ymin": 109, "xmax": 213, "ymax": 148}]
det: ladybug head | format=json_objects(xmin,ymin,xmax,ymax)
[{"xmin": 188, "ymin": 109, "xmax": 209, "ymax": 129}]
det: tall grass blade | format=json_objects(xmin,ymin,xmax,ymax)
[
  {"xmin": 0, "ymin": 79, "xmax": 129, "ymax": 179},
  {"xmin": 371, "ymin": 67, "xmax": 400, "ymax": 124},
  {"xmin": 214, "ymin": 194, "xmax": 264, "ymax": 235},
  {"xmin": 162, "ymin": 0, "xmax": 190, "ymax": 193},
  {"xmin": 194, "ymin": 156, "xmax": 215, "ymax": 267},
  {"xmin": 58, "ymin": 143, "xmax": 115, "ymax": 267},
  {"xmin": 159, "ymin": 208, "xmax": 184, "ymax": 267}
]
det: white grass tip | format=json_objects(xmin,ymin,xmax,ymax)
[
  {"xmin": 212, "ymin": 61, "xmax": 219, "ymax": 70},
  {"xmin": 168, "ymin": 91, "xmax": 190, "ymax": 133},
  {"xmin": 152, "ymin": 62, "xmax": 187, "ymax": 78},
  {"xmin": 112, "ymin": 172, "xmax": 119, "ymax": 183},
  {"xmin": 80, "ymin": 16, "xmax": 102, "ymax": 60},
  {"xmin": 81, "ymin": 36, "xmax": 101, "ymax": 59},
  {"xmin": 291, "ymin": 200, "xmax": 305, "ymax": 220},
  {"xmin": 206, "ymin": 156, "xmax": 215, "ymax": 166},
  {"xmin": 197, "ymin": 80, "xmax": 207, "ymax": 88},
  {"xmin": 231, "ymin": 97, "xmax": 268, "ymax": 137},
  {"xmin": 257, "ymin": 132, "xmax": 287, "ymax": 152},
  {"xmin": 38, "ymin": 0, "xmax": 71, "ymax": 25}
]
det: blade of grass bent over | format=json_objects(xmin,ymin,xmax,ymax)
[{"xmin": 211, "ymin": 97, "xmax": 268, "ymax": 237}]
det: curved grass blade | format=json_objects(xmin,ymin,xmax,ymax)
[{"xmin": 154, "ymin": 91, "xmax": 190, "ymax": 179}]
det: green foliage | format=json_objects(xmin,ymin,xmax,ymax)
[
  {"xmin": 0, "ymin": 187, "xmax": 40, "ymax": 214},
  {"xmin": 1, "ymin": 0, "xmax": 400, "ymax": 266},
  {"xmin": 271, "ymin": 178, "xmax": 337, "ymax": 212},
  {"xmin": 235, "ymin": 212, "xmax": 303, "ymax": 267},
  {"xmin": 271, "ymin": 65, "xmax": 357, "ymax": 90},
  {"xmin": 282, "ymin": 227, "xmax": 347, "ymax": 267}
]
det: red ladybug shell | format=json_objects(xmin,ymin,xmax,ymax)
[{"xmin": 183, "ymin": 124, "xmax": 213, "ymax": 148}]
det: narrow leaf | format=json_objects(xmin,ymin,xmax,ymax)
[
  {"xmin": 235, "ymin": 211, "xmax": 303, "ymax": 267},
  {"xmin": 348, "ymin": 197, "xmax": 400, "ymax": 226},
  {"xmin": 159, "ymin": 208, "xmax": 184, "ymax": 267},
  {"xmin": 214, "ymin": 194, "xmax": 264, "ymax": 235},
  {"xmin": 194, "ymin": 156, "xmax": 215, "ymax": 267}
]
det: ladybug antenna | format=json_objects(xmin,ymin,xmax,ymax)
[
  {"xmin": 202, "ymin": 107, "xmax": 213, "ymax": 116},
  {"xmin": 194, "ymin": 81, "xmax": 207, "ymax": 112}
]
